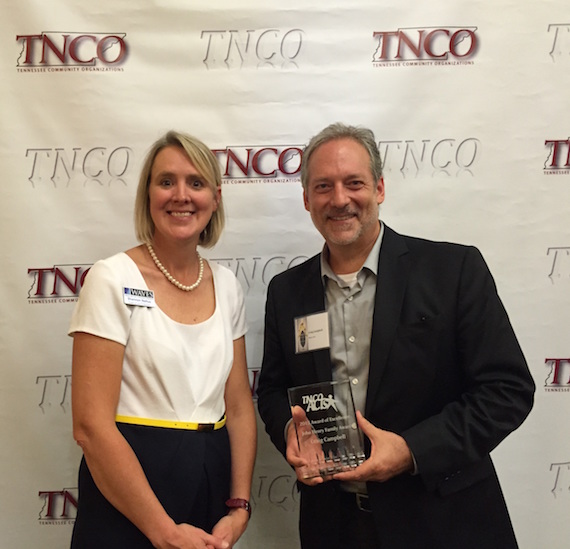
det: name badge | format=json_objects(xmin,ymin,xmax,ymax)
[
  {"xmin": 123, "ymin": 287, "xmax": 156, "ymax": 307},
  {"xmin": 294, "ymin": 311, "xmax": 330, "ymax": 353}
]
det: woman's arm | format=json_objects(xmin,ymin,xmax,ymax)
[
  {"xmin": 72, "ymin": 331, "xmax": 229, "ymax": 549},
  {"xmin": 212, "ymin": 336, "xmax": 257, "ymax": 546}
]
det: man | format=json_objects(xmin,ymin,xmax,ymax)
[{"xmin": 257, "ymin": 123, "xmax": 535, "ymax": 549}]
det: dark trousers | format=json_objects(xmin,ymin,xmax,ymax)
[
  {"xmin": 299, "ymin": 483, "xmax": 380, "ymax": 549},
  {"xmin": 71, "ymin": 424, "xmax": 231, "ymax": 548}
]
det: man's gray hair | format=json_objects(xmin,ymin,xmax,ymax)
[{"xmin": 300, "ymin": 123, "xmax": 383, "ymax": 190}]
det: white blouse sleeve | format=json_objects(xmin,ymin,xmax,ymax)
[
  {"xmin": 68, "ymin": 257, "xmax": 132, "ymax": 346},
  {"xmin": 226, "ymin": 268, "xmax": 247, "ymax": 341}
]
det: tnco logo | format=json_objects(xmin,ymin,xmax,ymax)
[
  {"xmin": 249, "ymin": 368, "xmax": 261, "ymax": 400},
  {"xmin": 302, "ymin": 393, "xmax": 339, "ymax": 413},
  {"xmin": 26, "ymin": 147, "xmax": 134, "ymax": 187},
  {"xmin": 544, "ymin": 139, "xmax": 570, "ymax": 175},
  {"xmin": 547, "ymin": 247, "xmax": 570, "ymax": 282},
  {"xmin": 37, "ymin": 375, "xmax": 72, "ymax": 414},
  {"xmin": 373, "ymin": 27, "xmax": 478, "ymax": 66},
  {"xmin": 251, "ymin": 472, "xmax": 299, "ymax": 512},
  {"xmin": 201, "ymin": 29, "xmax": 304, "ymax": 69},
  {"xmin": 550, "ymin": 461, "xmax": 570, "ymax": 498},
  {"xmin": 39, "ymin": 488, "xmax": 77, "ymax": 524},
  {"xmin": 379, "ymin": 137, "xmax": 480, "ymax": 177},
  {"xmin": 16, "ymin": 32, "xmax": 127, "ymax": 71},
  {"xmin": 544, "ymin": 358, "xmax": 570, "ymax": 392},
  {"xmin": 211, "ymin": 255, "xmax": 309, "ymax": 291},
  {"xmin": 212, "ymin": 146, "xmax": 303, "ymax": 183},
  {"xmin": 548, "ymin": 24, "xmax": 570, "ymax": 62},
  {"xmin": 28, "ymin": 264, "xmax": 91, "ymax": 304}
]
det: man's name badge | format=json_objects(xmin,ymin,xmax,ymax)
[
  {"xmin": 123, "ymin": 287, "xmax": 156, "ymax": 307},
  {"xmin": 294, "ymin": 312, "xmax": 330, "ymax": 353}
]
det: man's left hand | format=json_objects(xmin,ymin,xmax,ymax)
[{"xmin": 333, "ymin": 411, "xmax": 414, "ymax": 483}]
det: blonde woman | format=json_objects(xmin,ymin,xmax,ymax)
[{"xmin": 69, "ymin": 131, "xmax": 256, "ymax": 549}]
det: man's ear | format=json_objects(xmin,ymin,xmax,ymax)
[
  {"xmin": 303, "ymin": 188, "xmax": 311, "ymax": 212},
  {"xmin": 376, "ymin": 177, "xmax": 385, "ymax": 205}
]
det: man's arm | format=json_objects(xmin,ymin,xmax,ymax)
[
  {"xmin": 403, "ymin": 246, "xmax": 534, "ymax": 479},
  {"xmin": 338, "ymin": 246, "xmax": 534, "ymax": 486},
  {"xmin": 257, "ymin": 277, "xmax": 296, "ymax": 457}
]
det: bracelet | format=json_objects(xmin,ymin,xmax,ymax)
[{"xmin": 225, "ymin": 498, "xmax": 252, "ymax": 519}]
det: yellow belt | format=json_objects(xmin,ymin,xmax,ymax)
[{"xmin": 115, "ymin": 414, "xmax": 226, "ymax": 431}]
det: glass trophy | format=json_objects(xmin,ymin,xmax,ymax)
[{"xmin": 287, "ymin": 379, "xmax": 366, "ymax": 479}]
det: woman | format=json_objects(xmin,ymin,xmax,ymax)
[{"xmin": 69, "ymin": 131, "xmax": 256, "ymax": 549}]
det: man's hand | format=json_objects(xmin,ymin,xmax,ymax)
[
  {"xmin": 285, "ymin": 406, "xmax": 328, "ymax": 486},
  {"xmin": 333, "ymin": 411, "xmax": 414, "ymax": 483}
]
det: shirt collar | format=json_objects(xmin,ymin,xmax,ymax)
[{"xmin": 320, "ymin": 221, "xmax": 384, "ymax": 284}]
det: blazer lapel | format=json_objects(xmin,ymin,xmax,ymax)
[
  {"xmin": 365, "ymin": 226, "xmax": 410, "ymax": 416},
  {"xmin": 295, "ymin": 254, "xmax": 333, "ymax": 383}
]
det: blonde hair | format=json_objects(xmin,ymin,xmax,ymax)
[{"xmin": 134, "ymin": 131, "xmax": 224, "ymax": 248}]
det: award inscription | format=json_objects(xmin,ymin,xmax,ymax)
[{"xmin": 288, "ymin": 380, "xmax": 365, "ymax": 479}]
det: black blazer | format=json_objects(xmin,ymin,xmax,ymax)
[{"xmin": 257, "ymin": 225, "xmax": 535, "ymax": 549}]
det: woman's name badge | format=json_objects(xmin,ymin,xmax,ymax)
[
  {"xmin": 294, "ymin": 312, "xmax": 330, "ymax": 354},
  {"xmin": 123, "ymin": 287, "xmax": 156, "ymax": 307}
]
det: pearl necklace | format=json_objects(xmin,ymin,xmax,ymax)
[{"xmin": 146, "ymin": 243, "xmax": 204, "ymax": 292}]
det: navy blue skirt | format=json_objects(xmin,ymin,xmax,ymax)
[{"xmin": 70, "ymin": 422, "xmax": 231, "ymax": 548}]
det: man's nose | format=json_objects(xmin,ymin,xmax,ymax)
[{"xmin": 331, "ymin": 183, "xmax": 349, "ymax": 207}]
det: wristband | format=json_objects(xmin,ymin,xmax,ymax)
[{"xmin": 225, "ymin": 498, "xmax": 251, "ymax": 519}]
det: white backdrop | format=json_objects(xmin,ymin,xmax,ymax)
[{"xmin": 1, "ymin": 1, "xmax": 569, "ymax": 547}]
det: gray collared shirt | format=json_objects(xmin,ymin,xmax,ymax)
[
  {"xmin": 320, "ymin": 223, "xmax": 384, "ymax": 416},
  {"xmin": 320, "ymin": 223, "xmax": 384, "ymax": 493}
]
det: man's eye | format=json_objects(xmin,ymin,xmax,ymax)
[{"xmin": 315, "ymin": 183, "xmax": 330, "ymax": 191}]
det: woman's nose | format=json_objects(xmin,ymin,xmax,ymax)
[{"xmin": 173, "ymin": 181, "xmax": 189, "ymax": 201}]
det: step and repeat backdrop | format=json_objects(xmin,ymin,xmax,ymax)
[{"xmin": 1, "ymin": 1, "xmax": 569, "ymax": 547}]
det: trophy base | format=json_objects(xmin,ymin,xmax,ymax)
[{"xmin": 301, "ymin": 452, "xmax": 366, "ymax": 479}]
